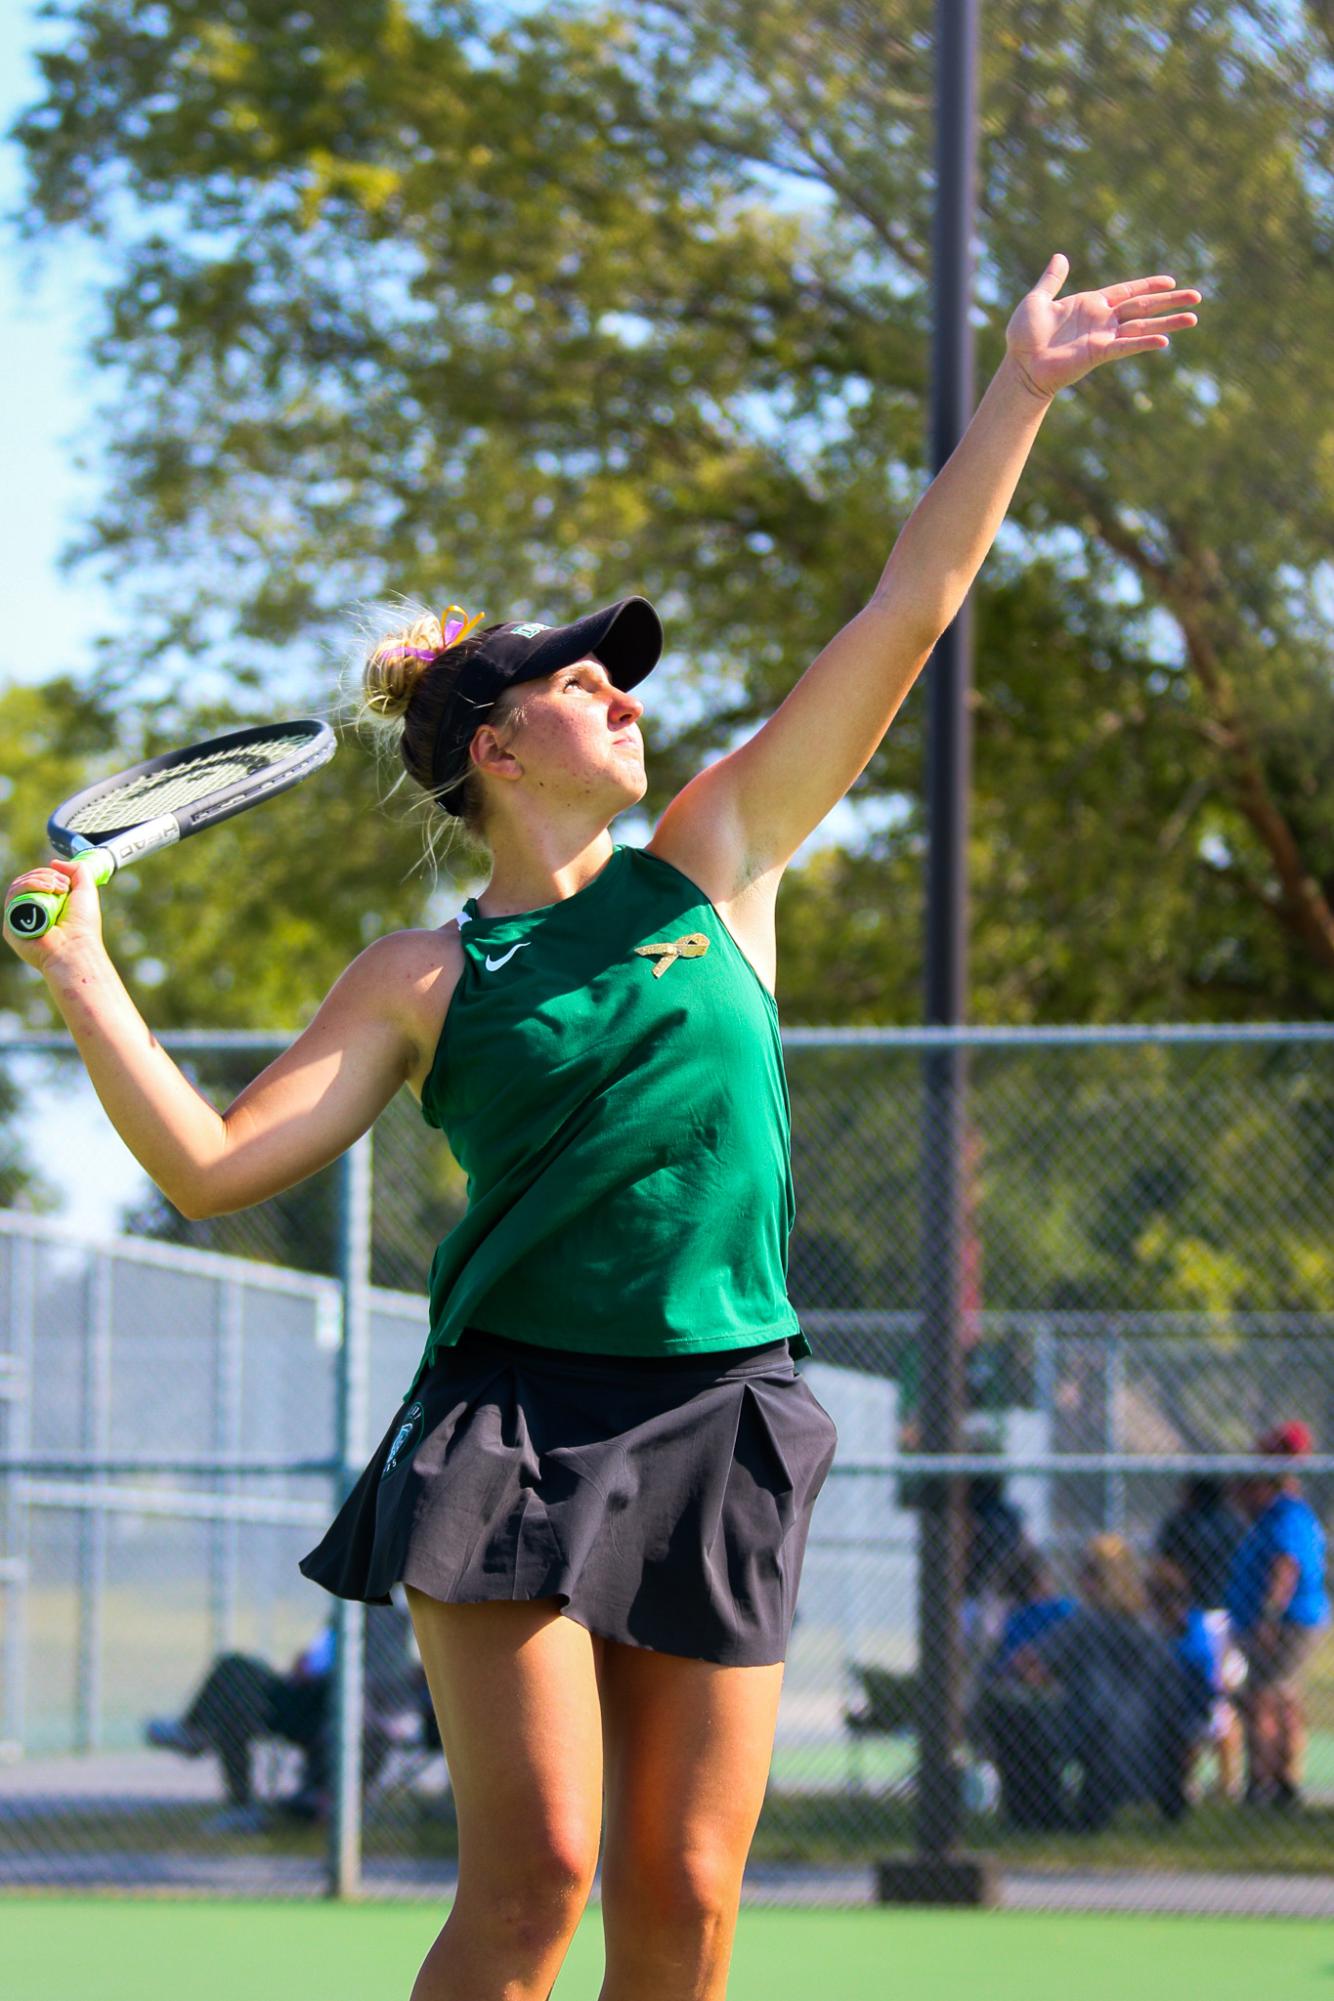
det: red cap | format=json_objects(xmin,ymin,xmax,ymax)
[{"xmin": 1256, "ymin": 1421, "xmax": 1313, "ymax": 1458}]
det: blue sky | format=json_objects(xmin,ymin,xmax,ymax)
[
  {"xmin": 0, "ymin": 6, "xmax": 115, "ymax": 688},
  {"xmin": 2, "ymin": 12, "xmax": 144, "ymax": 1236},
  {"xmin": 1, "ymin": 2, "xmax": 877, "ymax": 1234}
]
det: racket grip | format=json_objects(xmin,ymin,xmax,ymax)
[{"xmin": 4, "ymin": 849, "xmax": 116, "ymax": 940}]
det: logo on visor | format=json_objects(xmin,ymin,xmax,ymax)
[{"xmin": 510, "ymin": 622, "xmax": 551, "ymax": 639}]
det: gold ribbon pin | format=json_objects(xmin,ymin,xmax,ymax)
[{"xmin": 634, "ymin": 932, "xmax": 710, "ymax": 978}]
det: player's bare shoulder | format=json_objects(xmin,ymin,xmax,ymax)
[
  {"xmin": 356, "ymin": 922, "xmax": 466, "ymax": 1105},
  {"xmin": 646, "ymin": 800, "xmax": 781, "ymax": 997}
]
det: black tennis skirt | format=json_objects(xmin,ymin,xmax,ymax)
[{"xmin": 298, "ymin": 1326, "xmax": 839, "ymax": 1667}]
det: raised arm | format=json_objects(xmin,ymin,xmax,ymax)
[
  {"xmin": 3, "ymin": 853, "xmax": 425, "ymax": 1219},
  {"xmin": 655, "ymin": 254, "xmax": 1201, "ymax": 892}
]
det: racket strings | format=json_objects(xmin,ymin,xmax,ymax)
[{"xmin": 67, "ymin": 730, "xmax": 317, "ymax": 834}]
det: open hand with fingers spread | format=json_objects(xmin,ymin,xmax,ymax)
[{"xmin": 1006, "ymin": 252, "xmax": 1202, "ymax": 399}]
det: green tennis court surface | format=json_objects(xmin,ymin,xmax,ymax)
[{"xmin": 5, "ymin": 1899, "xmax": 1329, "ymax": 2000}]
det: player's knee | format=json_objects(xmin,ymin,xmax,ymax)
[
  {"xmin": 457, "ymin": 1832, "xmax": 598, "ymax": 1941},
  {"xmin": 605, "ymin": 1840, "xmax": 738, "ymax": 1934},
  {"xmin": 415, "ymin": 1858, "xmax": 592, "ymax": 2001},
  {"xmin": 461, "ymin": 1876, "xmax": 592, "ymax": 1958}
]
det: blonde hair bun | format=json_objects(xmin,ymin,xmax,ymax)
[{"xmin": 363, "ymin": 611, "xmax": 446, "ymax": 720}]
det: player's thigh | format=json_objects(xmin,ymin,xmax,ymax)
[
  {"xmin": 597, "ymin": 1640, "xmax": 784, "ymax": 1915},
  {"xmin": 406, "ymin": 1589, "xmax": 606, "ymax": 1894}
]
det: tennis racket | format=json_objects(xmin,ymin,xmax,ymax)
[{"xmin": 3, "ymin": 719, "xmax": 337, "ymax": 940}]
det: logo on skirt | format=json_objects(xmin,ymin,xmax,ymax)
[{"xmin": 382, "ymin": 1401, "xmax": 425, "ymax": 1479}]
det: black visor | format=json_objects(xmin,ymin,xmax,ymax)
[{"xmin": 430, "ymin": 596, "xmax": 663, "ymax": 812}]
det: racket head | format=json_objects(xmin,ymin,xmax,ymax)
[{"xmin": 47, "ymin": 719, "xmax": 337, "ymax": 854}]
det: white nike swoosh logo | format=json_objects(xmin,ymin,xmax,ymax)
[{"xmin": 484, "ymin": 942, "xmax": 530, "ymax": 971}]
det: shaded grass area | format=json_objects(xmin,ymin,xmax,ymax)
[
  {"xmin": 5, "ymin": 1899, "xmax": 1334, "ymax": 2001},
  {"xmin": 751, "ymin": 1792, "xmax": 1334, "ymax": 1874},
  {"xmin": 5, "ymin": 1789, "xmax": 1334, "ymax": 1878},
  {"xmin": 770, "ymin": 1728, "xmax": 1334, "ymax": 1794}
]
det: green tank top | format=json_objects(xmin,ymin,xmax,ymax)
[{"xmin": 405, "ymin": 843, "xmax": 808, "ymax": 1400}]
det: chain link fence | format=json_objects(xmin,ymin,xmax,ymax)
[{"xmin": 1, "ymin": 1024, "xmax": 1332, "ymax": 1912}]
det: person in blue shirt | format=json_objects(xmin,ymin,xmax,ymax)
[
  {"xmin": 144, "ymin": 1623, "xmax": 335, "ymax": 1831},
  {"xmin": 988, "ymin": 1545, "xmax": 1077, "ymax": 1675},
  {"xmin": 144, "ymin": 1599, "xmax": 429, "ymax": 1829},
  {"xmin": 1014, "ymin": 1534, "xmax": 1195, "ymax": 1831},
  {"xmin": 1226, "ymin": 1422, "xmax": 1331, "ymax": 1809},
  {"xmin": 969, "ymin": 1545, "xmax": 1075, "ymax": 1828}
]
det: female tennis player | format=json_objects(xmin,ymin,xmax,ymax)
[{"xmin": 6, "ymin": 254, "xmax": 1198, "ymax": 1999}]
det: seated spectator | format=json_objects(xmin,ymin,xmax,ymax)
[
  {"xmin": 1155, "ymin": 1476, "xmax": 1246, "ymax": 1617},
  {"xmin": 145, "ymin": 1598, "xmax": 428, "ymax": 1831},
  {"xmin": 987, "ymin": 1546, "xmax": 1077, "ymax": 1677},
  {"xmin": 1012, "ymin": 1533, "xmax": 1194, "ymax": 1831},
  {"xmin": 287, "ymin": 1601, "xmax": 440, "ymax": 1824},
  {"xmin": 969, "ymin": 1547, "xmax": 1076, "ymax": 1830},
  {"xmin": 1146, "ymin": 1557, "xmax": 1243, "ymax": 1806},
  {"xmin": 1227, "ymin": 1422, "xmax": 1331, "ymax": 1810}
]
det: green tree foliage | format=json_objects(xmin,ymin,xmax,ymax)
[
  {"xmin": 0, "ymin": 678, "xmax": 121, "ymax": 1026},
  {"xmin": 0, "ymin": 674, "xmax": 469, "ymax": 1238},
  {"xmin": 7, "ymin": 4, "xmax": 1332, "ymax": 1320},
  {"xmin": 0, "ymin": 675, "xmax": 480, "ymax": 1030},
  {"xmin": 13, "ymin": 0, "xmax": 1334, "ymax": 1024},
  {"xmin": 794, "ymin": 1038, "xmax": 1334, "ymax": 1321},
  {"xmin": 0, "ymin": 677, "xmax": 125, "ymax": 1207}
]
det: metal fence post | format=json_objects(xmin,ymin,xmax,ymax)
[
  {"xmin": 1, "ymin": 1234, "xmax": 36, "ymax": 1757},
  {"xmin": 1034, "ymin": 1322, "xmax": 1055, "ymax": 1436},
  {"xmin": 915, "ymin": 1041, "xmax": 968, "ymax": 1858},
  {"xmin": 75, "ymin": 1251, "xmax": 112, "ymax": 1754},
  {"xmin": 909, "ymin": 0, "xmax": 980, "ymax": 1890},
  {"xmin": 329, "ymin": 1135, "xmax": 373, "ymax": 1899},
  {"xmin": 1105, "ymin": 1324, "xmax": 1125, "ymax": 1533},
  {"xmin": 209, "ymin": 1278, "xmax": 245, "ymax": 1656}
]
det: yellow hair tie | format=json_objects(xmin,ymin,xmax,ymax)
[{"xmin": 439, "ymin": 604, "xmax": 486, "ymax": 649}]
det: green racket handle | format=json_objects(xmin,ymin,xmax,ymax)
[{"xmin": 4, "ymin": 847, "xmax": 115, "ymax": 941}]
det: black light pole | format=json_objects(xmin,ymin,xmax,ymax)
[{"xmin": 913, "ymin": 0, "xmax": 982, "ymax": 1888}]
